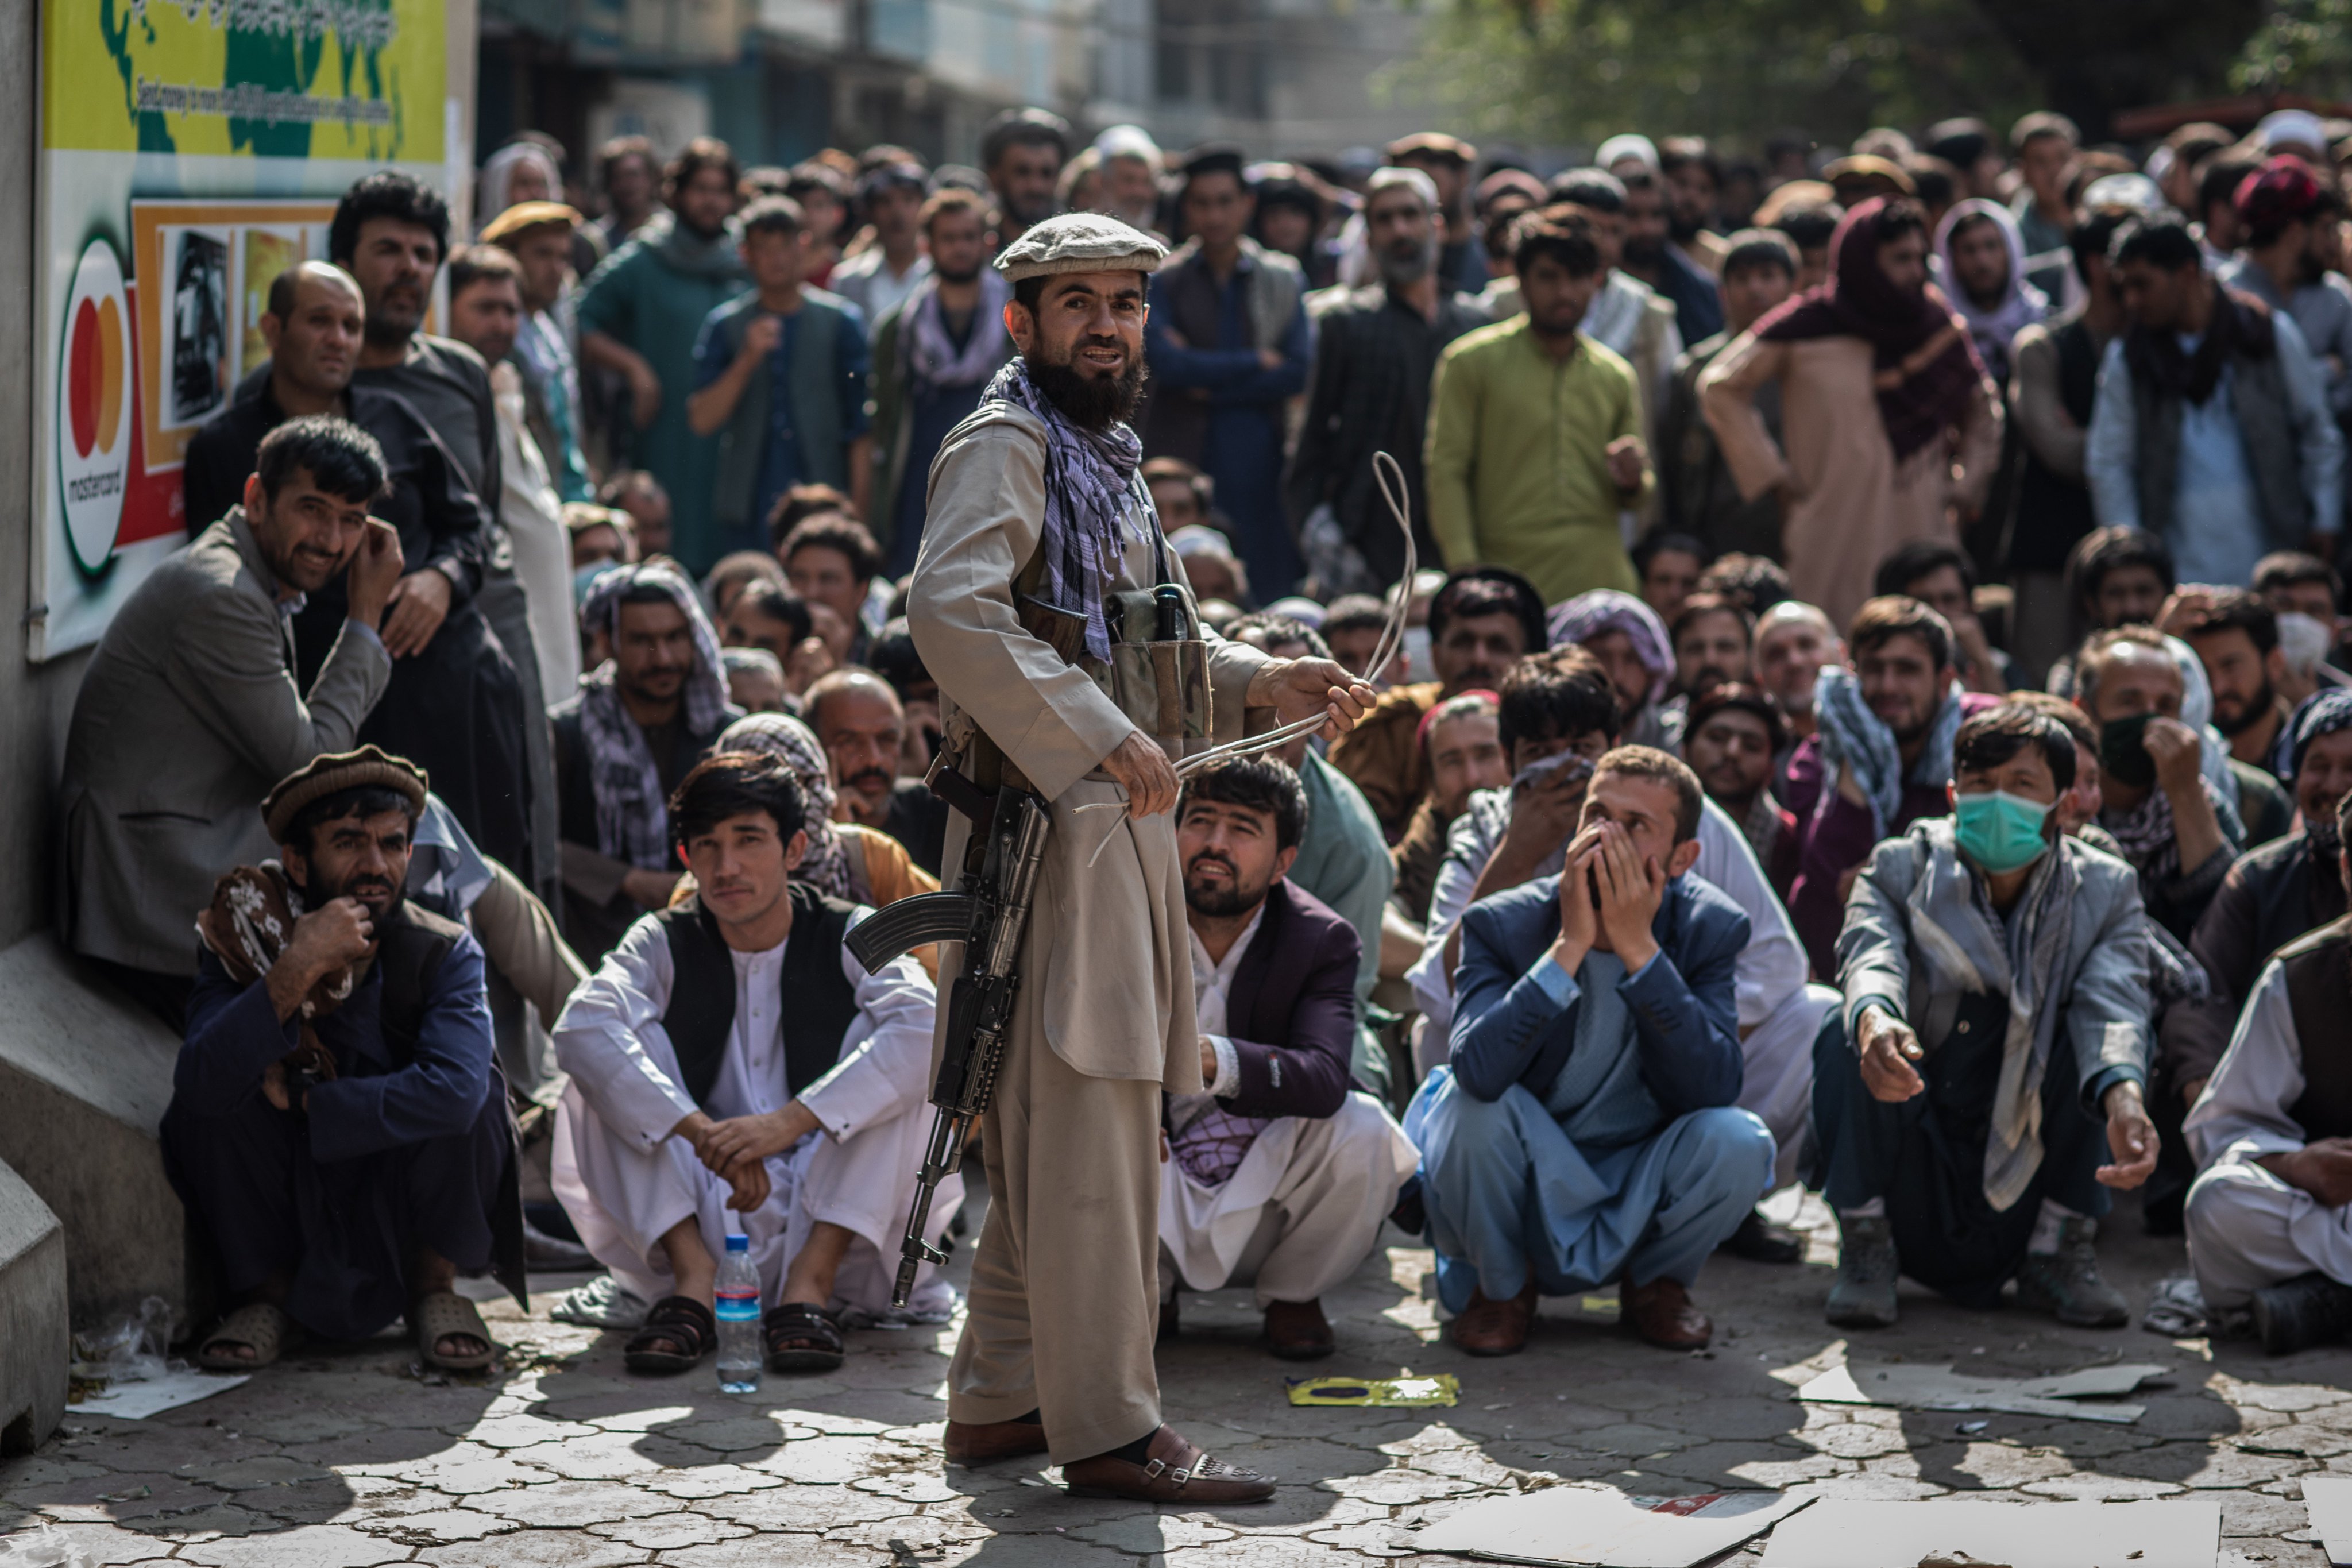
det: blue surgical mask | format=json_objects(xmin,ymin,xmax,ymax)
[
  {"xmin": 574, "ymin": 562, "xmax": 617, "ymax": 606},
  {"xmin": 1953, "ymin": 789, "xmax": 2054, "ymax": 875}
]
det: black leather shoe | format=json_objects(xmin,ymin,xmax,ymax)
[
  {"xmin": 1722, "ymin": 1208, "xmax": 1803, "ymax": 1264},
  {"xmin": 2253, "ymin": 1273, "xmax": 2352, "ymax": 1355}
]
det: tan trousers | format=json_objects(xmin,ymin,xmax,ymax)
[{"xmin": 947, "ymin": 1021, "xmax": 1165, "ymax": 1465}]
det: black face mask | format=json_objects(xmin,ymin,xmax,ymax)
[{"xmin": 2099, "ymin": 713, "xmax": 2159, "ymax": 790}]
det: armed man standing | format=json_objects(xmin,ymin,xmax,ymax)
[{"xmin": 901, "ymin": 214, "xmax": 1374, "ymax": 1502}]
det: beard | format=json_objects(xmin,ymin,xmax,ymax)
[
  {"xmin": 2214, "ymin": 682, "xmax": 2278, "ymax": 736},
  {"xmin": 1183, "ymin": 853, "xmax": 1266, "ymax": 917},
  {"xmin": 1622, "ymin": 235, "xmax": 1666, "ymax": 268},
  {"xmin": 310, "ymin": 863, "xmax": 403, "ymax": 921},
  {"xmin": 1669, "ymin": 211, "xmax": 1703, "ymax": 244},
  {"xmin": 1028, "ymin": 347, "xmax": 1146, "ymax": 430},
  {"xmin": 1376, "ymin": 237, "xmax": 1438, "ymax": 289},
  {"xmin": 938, "ymin": 261, "xmax": 983, "ymax": 284}
]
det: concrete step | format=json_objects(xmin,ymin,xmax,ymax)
[
  {"xmin": 0, "ymin": 933, "xmax": 188, "ymax": 1331},
  {"xmin": 0, "ymin": 1156, "xmax": 66, "ymax": 1454}
]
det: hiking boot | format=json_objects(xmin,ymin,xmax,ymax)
[
  {"xmin": 2013, "ymin": 1217, "xmax": 2129, "ymax": 1327},
  {"xmin": 2252, "ymin": 1273, "xmax": 2352, "ymax": 1355},
  {"xmin": 1825, "ymin": 1214, "xmax": 1899, "ymax": 1328}
]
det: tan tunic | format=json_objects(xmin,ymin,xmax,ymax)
[
  {"xmin": 907, "ymin": 401, "xmax": 1269, "ymax": 1087},
  {"xmin": 1698, "ymin": 331, "xmax": 2002, "ymax": 630},
  {"xmin": 905, "ymin": 399, "xmax": 1273, "ymax": 1462}
]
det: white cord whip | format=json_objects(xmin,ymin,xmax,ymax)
[
  {"xmin": 1171, "ymin": 449, "xmax": 1417, "ymax": 779},
  {"xmin": 1072, "ymin": 450, "xmax": 1421, "ymax": 867}
]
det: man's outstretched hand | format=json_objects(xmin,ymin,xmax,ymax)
[
  {"xmin": 2097, "ymin": 1080, "xmax": 2159, "ymax": 1189},
  {"xmin": 1248, "ymin": 657, "xmax": 1377, "ymax": 740}
]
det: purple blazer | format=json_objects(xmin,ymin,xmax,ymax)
[{"xmin": 1212, "ymin": 878, "xmax": 1361, "ymax": 1121}]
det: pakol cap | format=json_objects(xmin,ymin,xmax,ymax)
[
  {"xmin": 263, "ymin": 745, "xmax": 428, "ymax": 844},
  {"xmin": 992, "ymin": 211, "xmax": 1168, "ymax": 283},
  {"xmin": 479, "ymin": 200, "xmax": 581, "ymax": 246}
]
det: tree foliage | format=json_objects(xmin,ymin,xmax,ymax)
[
  {"xmin": 1391, "ymin": 0, "xmax": 2264, "ymax": 150},
  {"xmin": 2233, "ymin": 0, "xmax": 2352, "ymax": 95}
]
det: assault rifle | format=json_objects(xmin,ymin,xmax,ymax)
[{"xmin": 845, "ymin": 774, "xmax": 1053, "ymax": 1307}]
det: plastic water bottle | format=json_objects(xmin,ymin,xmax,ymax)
[{"xmin": 715, "ymin": 1234, "xmax": 762, "ymax": 1395}]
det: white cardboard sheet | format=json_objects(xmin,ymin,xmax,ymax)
[
  {"xmin": 1758, "ymin": 1497, "xmax": 2219, "ymax": 1568},
  {"xmin": 2303, "ymin": 1475, "xmax": 2352, "ymax": 1564},
  {"xmin": 1794, "ymin": 1361, "xmax": 2172, "ymax": 1424},
  {"xmin": 75, "ymin": 1367, "xmax": 248, "ymax": 1420},
  {"xmin": 1415, "ymin": 1486, "xmax": 1812, "ymax": 1567}
]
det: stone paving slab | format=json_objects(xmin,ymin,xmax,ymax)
[{"xmin": 10, "ymin": 1188, "xmax": 2352, "ymax": 1564}]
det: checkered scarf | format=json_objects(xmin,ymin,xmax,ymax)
[{"xmin": 983, "ymin": 357, "xmax": 1150, "ymax": 661}]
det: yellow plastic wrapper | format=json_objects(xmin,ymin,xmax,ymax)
[{"xmin": 1285, "ymin": 1374, "xmax": 1461, "ymax": 1408}]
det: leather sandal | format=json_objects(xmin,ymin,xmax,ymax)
[
  {"xmin": 763, "ymin": 1301, "xmax": 844, "ymax": 1373},
  {"xmin": 196, "ymin": 1302, "xmax": 293, "ymax": 1371},
  {"xmin": 1061, "ymin": 1425, "xmax": 1276, "ymax": 1503},
  {"xmin": 1621, "ymin": 1276, "xmax": 1712, "ymax": 1349},
  {"xmin": 624, "ymin": 1295, "xmax": 716, "ymax": 1374},
  {"xmin": 1263, "ymin": 1297, "xmax": 1335, "ymax": 1360},
  {"xmin": 944, "ymin": 1416, "xmax": 1051, "ymax": 1466},
  {"xmin": 412, "ymin": 1289, "xmax": 497, "ymax": 1371},
  {"xmin": 1449, "ymin": 1280, "xmax": 1539, "ymax": 1356}
]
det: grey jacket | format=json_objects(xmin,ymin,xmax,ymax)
[
  {"xmin": 58, "ymin": 511, "xmax": 392, "ymax": 974},
  {"xmin": 1836, "ymin": 820, "xmax": 2152, "ymax": 1114}
]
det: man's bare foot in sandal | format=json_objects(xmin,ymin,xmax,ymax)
[
  {"xmin": 197, "ymin": 1275, "xmax": 295, "ymax": 1371},
  {"xmin": 627, "ymin": 1215, "xmax": 721, "ymax": 1375},
  {"xmin": 411, "ymin": 1247, "xmax": 496, "ymax": 1370},
  {"xmin": 764, "ymin": 1221, "xmax": 854, "ymax": 1373}
]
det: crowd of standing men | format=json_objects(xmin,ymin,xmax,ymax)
[{"xmin": 45, "ymin": 93, "xmax": 2352, "ymax": 1489}]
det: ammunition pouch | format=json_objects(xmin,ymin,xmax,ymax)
[{"xmin": 944, "ymin": 549, "xmax": 1215, "ymax": 793}]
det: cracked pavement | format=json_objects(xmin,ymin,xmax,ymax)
[{"xmin": 8, "ymin": 1189, "xmax": 2352, "ymax": 1565}]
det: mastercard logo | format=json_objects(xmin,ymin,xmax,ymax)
[
  {"xmin": 58, "ymin": 237, "xmax": 133, "ymax": 576},
  {"xmin": 68, "ymin": 290, "xmax": 126, "ymax": 461}
]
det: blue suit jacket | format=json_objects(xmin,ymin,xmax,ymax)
[{"xmin": 1447, "ymin": 872, "xmax": 1748, "ymax": 1110}]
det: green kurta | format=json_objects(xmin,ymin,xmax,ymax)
[
  {"xmin": 574, "ymin": 220, "xmax": 747, "ymax": 572},
  {"xmin": 1425, "ymin": 317, "xmax": 1651, "ymax": 607}
]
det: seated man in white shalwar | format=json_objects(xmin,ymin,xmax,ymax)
[
  {"xmin": 553, "ymin": 752, "xmax": 951, "ymax": 1376},
  {"xmin": 2186, "ymin": 790, "xmax": 2352, "ymax": 1355},
  {"xmin": 1159, "ymin": 759, "xmax": 1419, "ymax": 1360}
]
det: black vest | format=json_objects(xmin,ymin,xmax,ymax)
[
  {"xmin": 374, "ymin": 901, "xmax": 466, "ymax": 1067},
  {"xmin": 655, "ymin": 885, "xmax": 863, "ymax": 1110},
  {"xmin": 2281, "ymin": 916, "xmax": 2352, "ymax": 1141}
]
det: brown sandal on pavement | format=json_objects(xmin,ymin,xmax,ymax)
[
  {"xmin": 624, "ymin": 1295, "xmax": 716, "ymax": 1374},
  {"xmin": 412, "ymin": 1290, "xmax": 498, "ymax": 1372},
  {"xmin": 1449, "ymin": 1280, "xmax": 1539, "ymax": 1357},
  {"xmin": 763, "ymin": 1302, "xmax": 844, "ymax": 1373},
  {"xmin": 195, "ymin": 1302, "xmax": 292, "ymax": 1370},
  {"xmin": 1062, "ymin": 1424, "xmax": 1277, "ymax": 1504}
]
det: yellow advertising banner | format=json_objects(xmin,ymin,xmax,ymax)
[
  {"xmin": 44, "ymin": 0, "xmax": 444, "ymax": 164},
  {"xmin": 34, "ymin": 0, "xmax": 449, "ymax": 661}
]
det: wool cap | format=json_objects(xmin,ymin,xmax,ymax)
[
  {"xmin": 992, "ymin": 211, "xmax": 1167, "ymax": 283},
  {"xmin": 1386, "ymin": 132, "xmax": 1477, "ymax": 168},
  {"xmin": 479, "ymin": 200, "xmax": 582, "ymax": 246},
  {"xmin": 263, "ymin": 745, "xmax": 429, "ymax": 843}
]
